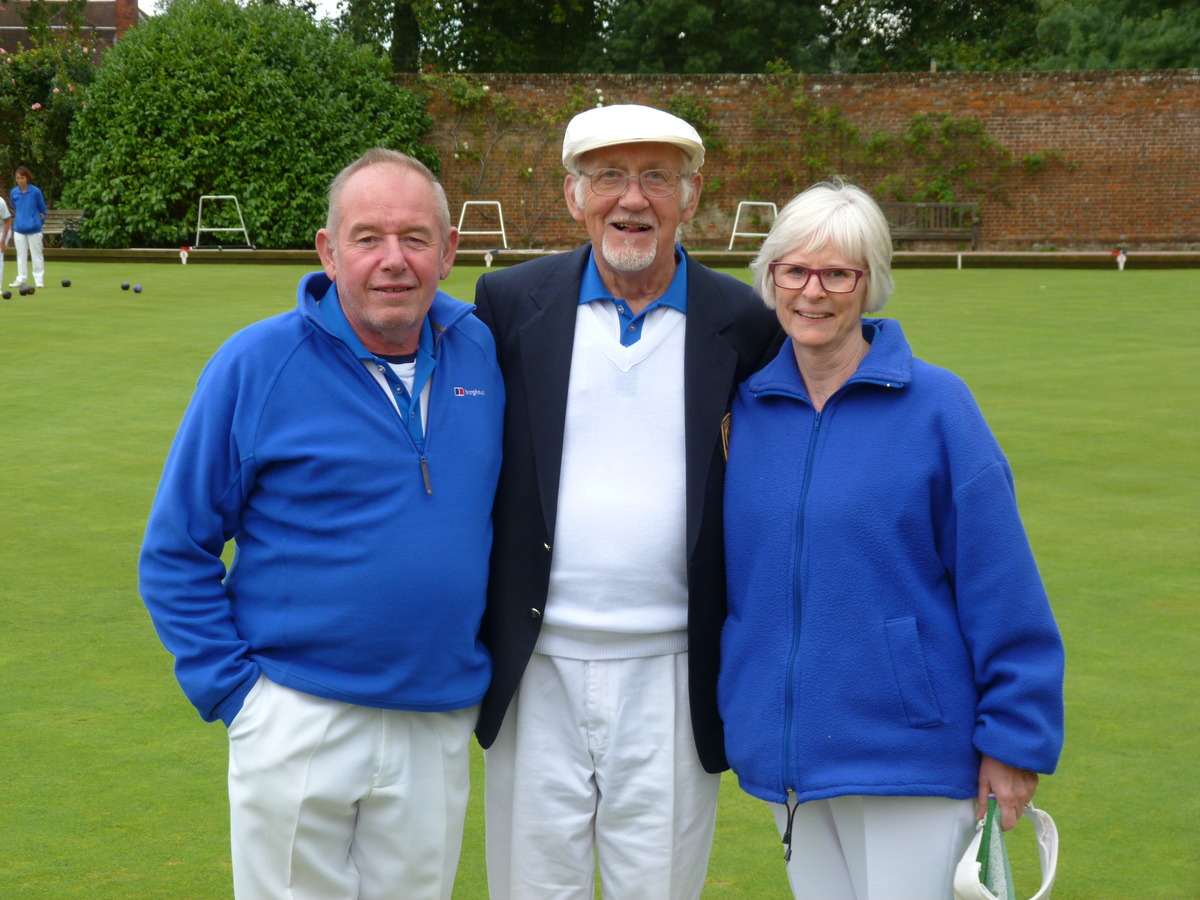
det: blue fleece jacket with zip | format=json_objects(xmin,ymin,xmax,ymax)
[
  {"xmin": 720, "ymin": 317, "xmax": 1064, "ymax": 805},
  {"xmin": 10, "ymin": 183, "xmax": 45, "ymax": 234},
  {"xmin": 139, "ymin": 272, "xmax": 504, "ymax": 727}
]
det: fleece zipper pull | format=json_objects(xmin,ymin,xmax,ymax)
[{"xmin": 781, "ymin": 793, "xmax": 801, "ymax": 862}]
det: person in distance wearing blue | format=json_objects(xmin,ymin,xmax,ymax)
[{"xmin": 9, "ymin": 165, "xmax": 46, "ymax": 289}]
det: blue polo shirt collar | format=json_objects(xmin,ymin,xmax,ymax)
[{"xmin": 579, "ymin": 246, "xmax": 688, "ymax": 346}]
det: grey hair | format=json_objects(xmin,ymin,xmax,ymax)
[
  {"xmin": 751, "ymin": 180, "xmax": 895, "ymax": 313},
  {"xmin": 325, "ymin": 148, "xmax": 451, "ymax": 241}
]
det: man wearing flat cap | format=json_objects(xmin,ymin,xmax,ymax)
[{"xmin": 474, "ymin": 104, "xmax": 780, "ymax": 898}]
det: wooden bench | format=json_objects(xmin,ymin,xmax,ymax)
[
  {"xmin": 879, "ymin": 202, "xmax": 980, "ymax": 250},
  {"xmin": 42, "ymin": 209, "xmax": 84, "ymax": 247}
]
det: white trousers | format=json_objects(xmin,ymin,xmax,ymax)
[
  {"xmin": 227, "ymin": 675, "xmax": 476, "ymax": 900},
  {"xmin": 13, "ymin": 231, "xmax": 43, "ymax": 286},
  {"xmin": 485, "ymin": 652, "xmax": 721, "ymax": 900},
  {"xmin": 770, "ymin": 794, "xmax": 977, "ymax": 900}
]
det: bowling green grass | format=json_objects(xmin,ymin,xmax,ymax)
[{"xmin": 1, "ymin": 261, "xmax": 1196, "ymax": 899}]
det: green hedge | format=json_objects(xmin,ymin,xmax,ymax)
[{"xmin": 61, "ymin": 0, "xmax": 437, "ymax": 249}]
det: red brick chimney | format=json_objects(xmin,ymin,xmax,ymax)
[{"xmin": 115, "ymin": 0, "xmax": 138, "ymax": 38}]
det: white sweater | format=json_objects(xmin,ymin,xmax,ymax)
[{"xmin": 536, "ymin": 301, "xmax": 689, "ymax": 660}]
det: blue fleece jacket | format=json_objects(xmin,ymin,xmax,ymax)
[
  {"xmin": 720, "ymin": 318, "xmax": 1064, "ymax": 805},
  {"xmin": 10, "ymin": 184, "xmax": 45, "ymax": 234},
  {"xmin": 139, "ymin": 272, "xmax": 504, "ymax": 726}
]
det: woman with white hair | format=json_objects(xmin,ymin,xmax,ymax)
[{"xmin": 718, "ymin": 180, "xmax": 1065, "ymax": 900}]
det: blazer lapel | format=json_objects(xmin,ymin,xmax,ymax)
[
  {"xmin": 682, "ymin": 258, "xmax": 740, "ymax": 559},
  {"xmin": 518, "ymin": 252, "xmax": 584, "ymax": 543}
]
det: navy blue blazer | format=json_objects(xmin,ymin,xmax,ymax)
[{"xmin": 472, "ymin": 244, "xmax": 781, "ymax": 773}]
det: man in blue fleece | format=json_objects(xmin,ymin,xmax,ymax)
[{"xmin": 138, "ymin": 148, "xmax": 504, "ymax": 900}]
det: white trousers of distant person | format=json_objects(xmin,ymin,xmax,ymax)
[
  {"xmin": 226, "ymin": 675, "xmax": 476, "ymax": 900},
  {"xmin": 13, "ymin": 231, "xmax": 43, "ymax": 286},
  {"xmin": 485, "ymin": 651, "xmax": 721, "ymax": 900},
  {"xmin": 770, "ymin": 794, "xmax": 977, "ymax": 900}
]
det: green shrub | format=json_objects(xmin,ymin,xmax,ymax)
[{"xmin": 61, "ymin": 0, "xmax": 437, "ymax": 249}]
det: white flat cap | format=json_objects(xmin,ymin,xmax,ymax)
[{"xmin": 562, "ymin": 104, "xmax": 705, "ymax": 171}]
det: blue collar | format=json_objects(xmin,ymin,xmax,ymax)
[
  {"xmin": 317, "ymin": 282, "xmax": 436, "ymax": 450},
  {"xmin": 578, "ymin": 246, "xmax": 688, "ymax": 345},
  {"xmin": 317, "ymin": 281, "xmax": 435, "ymax": 363}
]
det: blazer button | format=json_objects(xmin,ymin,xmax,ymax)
[{"xmin": 529, "ymin": 608, "xmax": 542, "ymax": 620}]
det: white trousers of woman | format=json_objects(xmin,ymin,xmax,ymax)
[
  {"xmin": 227, "ymin": 675, "xmax": 476, "ymax": 900},
  {"xmin": 485, "ymin": 652, "xmax": 721, "ymax": 900},
  {"xmin": 13, "ymin": 231, "xmax": 43, "ymax": 286},
  {"xmin": 770, "ymin": 794, "xmax": 976, "ymax": 900}
]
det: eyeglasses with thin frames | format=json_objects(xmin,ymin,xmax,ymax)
[
  {"xmin": 579, "ymin": 168, "xmax": 682, "ymax": 198},
  {"xmin": 768, "ymin": 262, "xmax": 868, "ymax": 293}
]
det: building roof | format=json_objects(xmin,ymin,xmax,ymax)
[{"xmin": 0, "ymin": 0, "xmax": 146, "ymax": 56}]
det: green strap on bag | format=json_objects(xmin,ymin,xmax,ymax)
[
  {"xmin": 979, "ymin": 797, "xmax": 1017, "ymax": 900},
  {"xmin": 954, "ymin": 797, "xmax": 1059, "ymax": 900}
]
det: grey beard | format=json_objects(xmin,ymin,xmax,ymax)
[{"xmin": 601, "ymin": 232, "xmax": 658, "ymax": 271}]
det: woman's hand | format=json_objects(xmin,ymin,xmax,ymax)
[{"xmin": 977, "ymin": 754, "xmax": 1039, "ymax": 831}]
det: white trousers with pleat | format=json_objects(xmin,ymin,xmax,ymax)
[
  {"xmin": 13, "ymin": 231, "xmax": 43, "ymax": 286},
  {"xmin": 227, "ymin": 675, "xmax": 476, "ymax": 900},
  {"xmin": 770, "ymin": 793, "xmax": 977, "ymax": 900},
  {"xmin": 485, "ymin": 652, "xmax": 721, "ymax": 900}
]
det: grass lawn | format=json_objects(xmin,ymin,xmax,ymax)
[{"xmin": 1, "ymin": 260, "xmax": 1196, "ymax": 898}]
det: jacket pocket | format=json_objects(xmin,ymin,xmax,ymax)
[{"xmin": 884, "ymin": 616, "xmax": 944, "ymax": 728}]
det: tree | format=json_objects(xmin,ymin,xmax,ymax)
[
  {"xmin": 0, "ymin": 0, "xmax": 96, "ymax": 202},
  {"xmin": 333, "ymin": 0, "xmax": 1200, "ymax": 73},
  {"xmin": 448, "ymin": 0, "xmax": 600, "ymax": 72},
  {"xmin": 818, "ymin": 0, "xmax": 1200, "ymax": 72},
  {"xmin": 583, "ymin": 0, "xmax": 828, "ymax": 73},
  {"xmin": 0, "ymin": 41, "xmax": 96, "ymax": 204},
  {"xmin": 336, "ymin": 0, "xmax": 601, "ymax": 73},
  {"xmin": 1033, "ymin": 0, "xmax": 1200, "ymax": 68},
  {"xmin": 61, "ymin": 0, "xmax": 436, "ymax": 248},
  {"xmin": 337, "ymin": 0, "xmax": 421, "ymax": 72},
  {"xmin": 0, "ymin": 0, "xmax": 90, "ymax": 45},
  {"xmin": 259, "ymin": 0, "xmax": 321, "ymax": 17},
  {"xmin": 821, "ymin": 0, "xmax": 1043, "ymax": 72}
]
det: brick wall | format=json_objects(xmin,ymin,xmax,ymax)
[
  {"xmin": 115, "ymin": 0, "xmax": 139, "ymax": 38},
  {"xmin": 401, "ymin": 71, "xmax": 1200, "ymax": 252}
]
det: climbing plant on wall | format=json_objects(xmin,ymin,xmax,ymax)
[
  {"xmin": 728, "ymin": 71, "xmax": 1068, "ymax": 208},
  {"xmin": 415, "ymin": 73, "xmax": 593, "ymax": 247},
  {"xmin": 407, "ymin": 72, "xmax": 1074, "ymax": 249}
]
